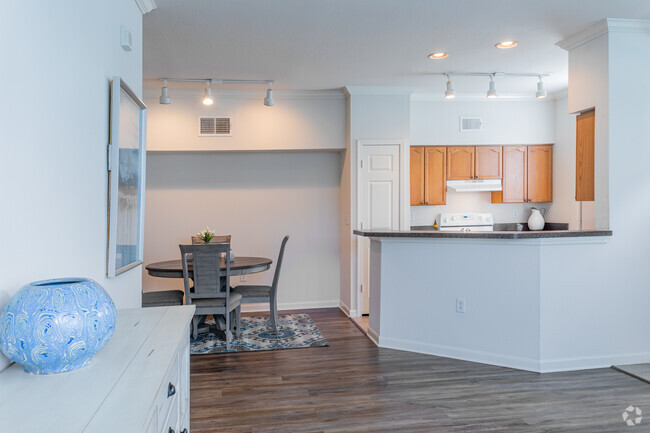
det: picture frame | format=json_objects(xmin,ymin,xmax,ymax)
[{"xmin": 107, "ymin": 77, "xmax": 147, "ymax": 277}]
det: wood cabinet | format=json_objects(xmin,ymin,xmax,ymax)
[
  {"xmin": 528, "ymin": 145, "xmax": 553, "ymax": 202},
  {"xmin": 447, "ymin": 146, "xmax": 502, "ymax": 180},
  {"xmin": 410, "ymin": 146, "xmax": 446, "ymax": 206},
  {"xmin": 492, "ymin": 145, "xmax": 553, "ymax": 203},
  {"xmin": 576, "ymin": 109, "xmax": 595, "ymax": 201},
  {"xmin": 447, "ymin": 146, "xmax": 475, "ymax": 180}
]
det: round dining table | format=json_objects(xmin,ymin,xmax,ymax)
[{"xmin": 145, "ymin": 256, "xmax": 273, "ymax": 279}]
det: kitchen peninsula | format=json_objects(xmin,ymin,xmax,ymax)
[{"xmin": 354, "ymin": 227, "xmax": 614, "ymax": 373}]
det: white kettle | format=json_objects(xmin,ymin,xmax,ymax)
[{"xmin": 528, "ymin": 207, "xmax": 547, "ymax": 231}]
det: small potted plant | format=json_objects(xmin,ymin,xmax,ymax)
[{"xmin": 196, "ymin": 227, "xmax": 215, "ymax": 243}]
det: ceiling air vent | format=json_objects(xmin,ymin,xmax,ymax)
[
  {"xmin": 199, "ymin": 117, "xmax": 231, "ymax": 136},
  {"xmin": 460, "ymin": 117, "xmax": 482, "ymax": 132}
]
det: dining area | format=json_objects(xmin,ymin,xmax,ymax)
[{"xmin": 143, "ymin": 231, "xmax": 291, "ymax": 351}]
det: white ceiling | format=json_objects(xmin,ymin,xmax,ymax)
[{"xmin": 143, "ymin": 0, "xmax": 650, "ymax": 96}]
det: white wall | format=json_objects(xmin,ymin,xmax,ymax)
[
  {"xmin": 341, "ymin": 91, "xmax": 411, "ymax": 316},
  {"xmin": 146, "ymin": 91, "xmax": 345, "ymax": 151},
  {"xmin": 144, "ymin": 152, "xmax": 341, "ymax": 310},
  {"xmin": 409, "ymin": 98, "xmax": 558, "ymax": 226},
  {"xmin": 0, "ymin": 1, "xmax": 145, "ymax": 372}
]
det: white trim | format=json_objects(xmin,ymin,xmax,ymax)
[
  {"xmin": 379, "ymin": 336, "xmax": 541, "ymax": 372},
  {"xmin": 134, "ymin": 0, "xmax": 156, "ymax": 14},
  {"xmin": 355, "ymin": 139, "xmax": 408, "ymax": 317},
  {"xmin": 338, "ymin": 300, "xmax": 351, "ymax": 317},
  {"xmin": 539, "ymin": 353, "xmax": 650, "ymax": 373},
  {"xmin": 557, "ymin": 18, "xmax": 650, "ymax": 51},
  {"xmin": 344, "ymin": 86, "xmax": 413, "ymax": 97},
  {"xmin": 367, "ymin": 327, "xmax": 380, "ymax": 346},
  {"xmin": 240, "ymin": 300, "xmax": 339, "ymax": 313}
]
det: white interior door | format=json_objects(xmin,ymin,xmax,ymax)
[{"xmin": 358, "ymin": 143, "xmax": 400, "ymax": 315}]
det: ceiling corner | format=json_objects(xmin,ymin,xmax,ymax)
[{"xmin": 135, "ymin": 0, "xmax": 157, "ymax": 14}]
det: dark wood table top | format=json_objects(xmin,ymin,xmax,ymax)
[{"xmin": 145, "ymin": 256, "xmax": 273, "ymax": 278}]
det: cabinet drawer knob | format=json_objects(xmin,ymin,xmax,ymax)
[{"xmin": 168, "ymin": 382, "xmax": 176, "ymax": 397}]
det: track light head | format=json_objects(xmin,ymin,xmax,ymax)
[
  {"xmin": 536, "ymin": 77, "xmax": 547, "ymax": 99},
  {"xmin": 487, "ymin": 76, "xmax": 497, "ymax": 99},
  {"xmin": 202, "ymin": 81, "xmax": 214, "ymax": 106},
  {"xmin": 159, "ymin": 80, "xmax": 170, "ymax": 104},
  {"xmin": 264, "ymin": 87, "xmax": 274, "ymax": 106},
  {"xmin": 444, "ymin": 78, "xmax": 456, "ymax": 99}
]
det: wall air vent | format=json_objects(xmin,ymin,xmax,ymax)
[
  {"xmin": 199, "ymin": 117, "xmax": 231, "ymax": 136},
  {"xmin": 460, "ymin": 117, "xmax": 482, "ymax": 132}
]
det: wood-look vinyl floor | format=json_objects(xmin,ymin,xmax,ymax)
[{"xmin": 190, "ymin": 308, "xmax": 650, "ymax": 432}]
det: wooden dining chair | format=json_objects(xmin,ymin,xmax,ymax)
[
  {"xmin": 180, "ymin": 243, "xmax": 241, "ymax": 349},
  {"xmin": 191, "ymin": 235, "xmax": 231, "ymax": 245},
  {"xmin": 232, "ymin": 236, "xmax": 289, "ymax": 334}
]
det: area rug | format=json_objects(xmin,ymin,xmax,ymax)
[{"xmin": 190, "ymin": 313, "xmax": 329, "ymax": 354}]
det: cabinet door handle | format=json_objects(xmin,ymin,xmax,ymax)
[
  {"xmin": 169, "ymin": 428, "xmax": 175, "ymax": 433},
  {"xmin": 420, "ymin": 201, "xmax": 424, "ymax": 205},
  {"xmin": 181, "ymin": 430, "xmax": 188, "ymax": 433},
  {"xmin": 426, "ymin": 201, "xmax": 429, "ymax": 205},
  {"xmin": 168, "ymin": 382, "xmax": 176, "ymax": 397},
  {"xmin": 476, "ymin": 175, "xmax": 480, "ymax": 179}
]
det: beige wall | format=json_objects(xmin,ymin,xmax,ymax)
[{"xmin": 144, "ymin": 151, "xmax": 342, "ymax": 310}]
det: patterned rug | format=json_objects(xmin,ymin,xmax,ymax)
[{"xmin": 190, "ymin": 313, "xmax": 329, "ymax": 354}]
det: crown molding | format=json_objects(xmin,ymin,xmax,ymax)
[
  {"xmin": 557, "ymin": 18, "xmax": 650, "ymax": 51},
  {"xmin": 135, "ymin": 0, "xmax": 157, "ymax": 14},
  {"xmin": 343, "ymin": 86, "xmax": 413, "ymax": 97}
]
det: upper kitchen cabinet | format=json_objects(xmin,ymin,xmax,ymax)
[
  {"xmin": 410, "ymin": 147, "xmax": 425, "ymax": 206},
  {"xmin": 475, "ymin": 146, "xmax": 503, "ymax": 179},
  {"xmin": 446, "ymin": 146, "xmax": 475, "ymax": 180},
  {"xmin": 410, "ymin": 146, "xmax": 446, "ymax": 206},
  {"xmin": 492, "ymin": 145, "xmax": 553, "ymax": 203},
  {"xmin": 576, "ymin": 109, "xmax": 595, "ymax": 201},
  {"xmin": 425, "ymin": 147, "xmax": 446, "ymax": 205},
  {"xmin": 447, "ymin": 146, "xmax": 502, "ymax": 180},
  {"xmin": 528, "ymin": 145, "xmax": 553, "ymax": 202}
]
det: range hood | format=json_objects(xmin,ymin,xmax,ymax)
[{"xmin": 446, "ymin": 179, "xmax": 502, "ymax": 192}]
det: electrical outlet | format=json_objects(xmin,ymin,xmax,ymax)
[
  {"xmin": 240, "ymin": 275, "xmax": 247, "ymax": 282},
  {"xmin": 456, "ymin": 298, "xmax": 466, "ymax": 313},
  {"xmin": 513, "ymin": 209, "xmax": 519, "ymax": 218}
]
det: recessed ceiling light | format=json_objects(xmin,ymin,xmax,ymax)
[
  {"xmin": 495, "ymin": 41, "xmax": 518, "ymax": 49},
  {"xmin": 428, "ymin": 52, "xmax": 448, "ymax": 59}
]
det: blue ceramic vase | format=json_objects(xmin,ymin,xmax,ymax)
[{"xmin": 0, "ymin": 278, "xmax": 116, "ymax": 374}]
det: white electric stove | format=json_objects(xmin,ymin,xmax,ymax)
[{"xmin": 439, "ymin": 213, "xmax": 494, "ymax": 232}]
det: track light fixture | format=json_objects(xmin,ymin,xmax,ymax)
[
  {"xmin": 536, "ymin": 76, "xmax": 547, "ymax": 99},
  {"xmin": 487, "ymin": 75, "xmax": 497, "ymax": 99},
  {"xmin": 437, "ymin": 72, "xmax": 550, "ymax": 99},
  {"xmin": 444, "ymin": 75, "xmax": 456, "ymax": 99},
  {"xmin": 159, "ymin": 79, "xmax": 170, "ymax": 104},
  {"xmin": 158, "ymin": 78, "xmax": 275, "ymax": 106},
  {"xmin": 264, "ymin": 83, "xmax": 274, "ymax": 106}
]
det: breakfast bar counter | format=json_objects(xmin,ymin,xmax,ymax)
[{"xmin": 354, "ymin": 227, "xmax": 617, "ymax": 374}]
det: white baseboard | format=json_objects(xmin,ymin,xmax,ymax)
[
  {"xmin": 379, "ymin": 336, "xmax": 541, "ymax": 372},
  {"xmin": 367, "ymin": 327, "xmax": 380, "ymax": 346},
  {"xmin": 539, "ymin": 352, "xmax": 650, "ymax": 373},
  {"xmin": 338, "ymin": 301, "xmax": 351, "ymax": 317},
  {"xmin": 241, "ymin": 299, "xmax": 339, "ymax": 313},
  {"xmin": 378, "ymin": 336, "xmax": 650, "ymax": 373}
]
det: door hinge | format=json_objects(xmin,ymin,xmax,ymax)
[
  {"xmin": 360, "ymin": 221, "xmax": 364, "ymax": 230},
  {"xmin": 360, "ymin": 284, "xmax": 363, "ymax": 293},
  {"xmin": 107, "ymin": 143, "xmax": 113, "ymax": 171},
  {"xmin": 360, "ymin": 159, "xmax": 363, "ymax": 168}
]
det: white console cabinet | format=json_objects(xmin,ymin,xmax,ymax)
[{"xmin": 0, "ymin": 306, "xmax": 195, "ymax": 433}]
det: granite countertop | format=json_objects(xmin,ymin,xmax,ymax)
[{"xmin": 354, "ymin": 223, "xmax": 612, "ymax": 239}]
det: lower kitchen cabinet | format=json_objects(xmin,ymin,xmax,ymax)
[
  {"xmin": 411, "ymin": 146, "xmax": 446, "ymax": 206},
  {"xmin": 0, "ymin": 306, "xmax": 195, "ymax": 433}
]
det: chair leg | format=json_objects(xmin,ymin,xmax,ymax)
[
  {"xmin": 192, "ymin": 316, "xmax": 199, "ymax": 339},
  {"xmin": 235, "ymin": 306, "xmax": 242, "ymax": 338},
  {"xmin": 270, "ymin": 293, "xmax": 279, "ymax": 334},
  {"xmin": 225, "ymin": 310, "xmax": 231, "ymax": 351}
]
